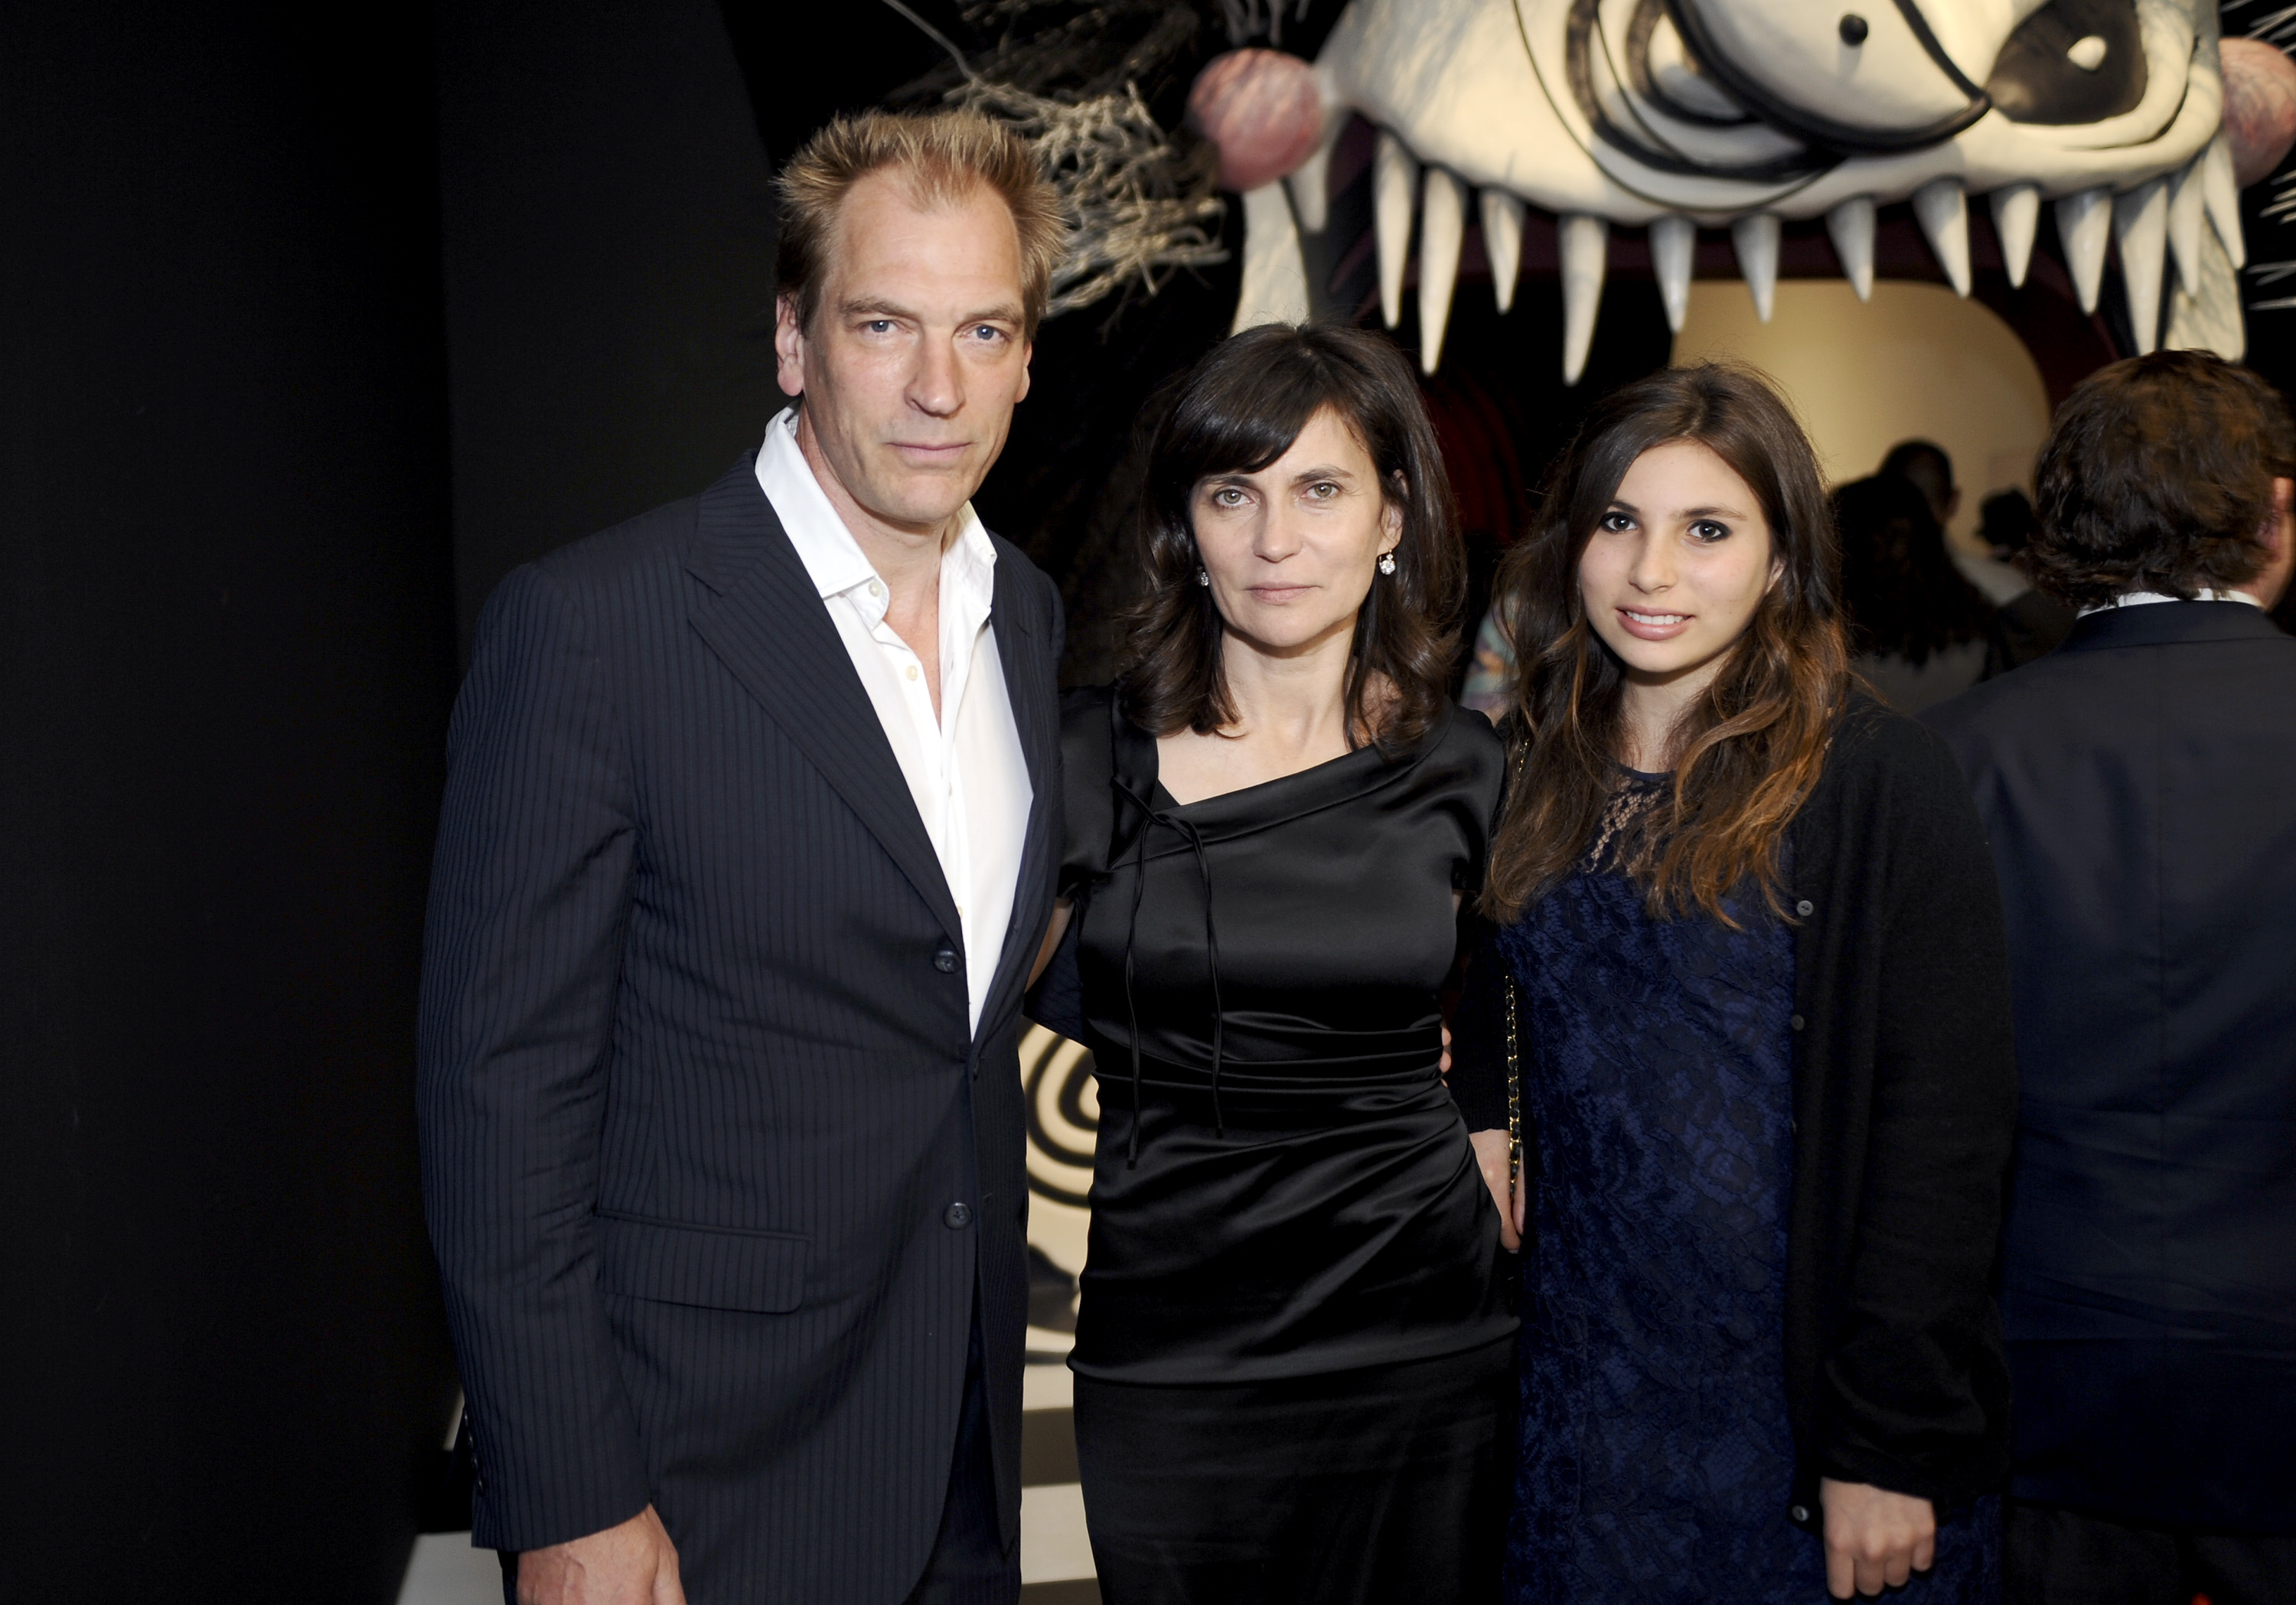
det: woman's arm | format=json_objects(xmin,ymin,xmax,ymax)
[
  {"xmin": 1029, "ymin": 900, "xmax": 1072, "ymax": 990},
  {"xmin": 1467, "ymin": 1129, "xmax": 1523, "ymax": 1251},
  {"xmin": 1819, "ymin": 719, "xmax": 2020, "ymax": 1504}
]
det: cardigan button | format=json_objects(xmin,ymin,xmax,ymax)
[
  {"xmin": 1790, "ymin": 1013, "xmax": 1805, "ymax": 1031},
  {"xmin": 1795, "ymin": 899, "xmax": 1815, "ymax": 918},
  {"xmin": 1790, "ymin": 1503, "xmax": 1811, "ymax": 1524}
]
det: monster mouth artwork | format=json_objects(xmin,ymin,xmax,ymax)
[{"xmin": 1197, "ymin": 0, "xmax": 2257, "ymax": 377}]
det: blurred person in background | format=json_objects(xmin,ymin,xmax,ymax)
[
  {"xmin": 1976, "ymin": 488, "xmax": 2076, "ymax": 666},
  {"xmin": 1926, "ymin": 350, "xmax": 2296, "ymax": 1605},
  {"xmin": 1834, "ymin": 472, "xmax": 2004, "ymax": 712}
]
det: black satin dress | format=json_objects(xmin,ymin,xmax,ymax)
[{"xmin": 1049, "ymin": 687, "xmax": 1516, "ymax": 1604}]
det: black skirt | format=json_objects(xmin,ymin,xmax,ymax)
[{"xmin": 1073, "ymin": 1335, "xmax": 1515, "ymax": 1605}]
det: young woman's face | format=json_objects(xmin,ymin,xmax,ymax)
[
  {"xmin": 1577, "ymin": 438, "xmax": 1780, "ymax": 690},
  {"xmin": 1190, "ymin": 406, "xmax": 1403, "ymax": 657}
]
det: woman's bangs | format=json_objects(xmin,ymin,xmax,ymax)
[{"xmin": 1166, "ymin": 360, "xmax": 1336, "ymax": 490}]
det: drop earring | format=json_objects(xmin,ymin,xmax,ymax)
[
  {"xmin": 1378, "ymin": 552, "xmax": 1397, "ymax": 576},
  {"xmin": 1197, "ymin": 567, "xmax": 1212, "ymax": 587}
]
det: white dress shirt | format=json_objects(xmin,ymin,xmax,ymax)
[
  {"xmin": 755, "ymin": 409, "xmax": 1031, "ymax": 1032},
  {"xmin": 2078, "ymin": 587, "xmax": 2265, "ymax": 617}
]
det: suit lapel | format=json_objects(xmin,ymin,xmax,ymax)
[
  {"xmin": 976, "ymin": 550, "xmax": 1058, "ymax": 1036},
  {"xmin": 684, "ymin": 458, "xmax": 963, "ymax": 946}
]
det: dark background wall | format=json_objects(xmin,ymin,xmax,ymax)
[
  {"xmin": 0, "ymin": 3, "xmax": 461, "ymax": 1600},
  {"xmin": 437, "ymin": 0, "xmax": 785, "ymax": 657}
]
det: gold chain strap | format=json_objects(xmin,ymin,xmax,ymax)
[
  {"xmin": 1502, "ymin": 733, "xmax": 1528, "ymax": 1198},
  {"xmin": 1505, "ymin": 972, "xmax": 1523, "ymax": 1190}
]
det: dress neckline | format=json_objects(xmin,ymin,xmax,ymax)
[
  {"xmin": 1150, "ymin": 740, "xmax": 1378, "ymax": 813},
  {"xmin": 1114, "ymin": 700, "xmax": 1456, "ymax": 843}
]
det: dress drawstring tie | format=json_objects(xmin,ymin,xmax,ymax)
[{"xmin": 1113, "ymin": 778, "xmax": 1225, "ymax": 1165}]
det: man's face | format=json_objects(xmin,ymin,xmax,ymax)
[{"xmin": 775, "ymin": 169, "xmax": 1033, "ymax": 535}]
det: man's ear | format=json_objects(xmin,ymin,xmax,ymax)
[
  {"xmin": 1016, "ymin": 338, "xmax": 1033, "ymax": 406},
  {"xmin": 773, "ymin": 294, "xmax": 807, "ymax": 398},
  {"xmin": 2249, "ymin": 476, "xmax": 2296, "ymax": 610}
]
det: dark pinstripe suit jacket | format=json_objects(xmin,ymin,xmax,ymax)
[{"xmin": 416, "ymin": 452, "xmax": 1064, "ymax": 1603}]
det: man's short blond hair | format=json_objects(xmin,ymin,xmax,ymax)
[{"xmin": 775, "ymin": 109, "xmax": 1066, "ymax": 337}]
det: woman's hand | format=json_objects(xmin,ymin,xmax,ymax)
[
  {"xmin": 1466, "ymin": 1129, "xmax": 1521, "ymax": 1251},
  {"xmin": 1029, "ymin": 899, "xmax": 1073, "ymax": 990},
  {"xmin": 1818, "ymin": 1478, "xmax": 1936, "ymax": 1598}
]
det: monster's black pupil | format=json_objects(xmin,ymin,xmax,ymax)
[{"xmin": 1839, "ymin": 13, "xmax": 1870, "ymax": 44}]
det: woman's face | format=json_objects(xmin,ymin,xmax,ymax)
[
  {"xmin": 1191, "ymin": 406, "xmax": 1402, "ymax": 657},
  {"xmin": 1578, "ymin": 438, "xmax": 1779, "ymax": 690}
]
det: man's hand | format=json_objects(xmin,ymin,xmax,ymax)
[
  {"xmin": 1818, "ymin": 1478, "xmax": 1936, "ymax": 1599},
  {"xmin": 517, "ymin": 1505, "xmax": 686, "ymax": 1605},
  {"xmin": 1466, "ymin": 1129, "xmax": 1521, "ymax": 1251}
]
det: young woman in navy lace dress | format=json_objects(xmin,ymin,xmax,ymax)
[{"xmin": 1447, "ymin": 365, "xmax": 2017, "ymax": 1603}]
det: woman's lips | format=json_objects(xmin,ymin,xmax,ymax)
[
  {"xmin": 1615, "ymin": 605, "xmax": 1692, "ymax": 641},
  {"xmin": 1248, "ymin": 584, "xmax": 1314, "ymax": 603}
]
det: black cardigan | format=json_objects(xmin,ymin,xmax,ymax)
[{"xmin": 1449, "ymin": 698, "xmax": 2017, "ymax": 1527}]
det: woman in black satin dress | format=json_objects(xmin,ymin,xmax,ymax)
[{"xmin": 1029, "ymin": 324, "xmax": 1515, "ymax": 1603}]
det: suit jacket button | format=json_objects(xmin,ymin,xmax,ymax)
[
  {"xmin": 944, "ymin": 1201, "xmax": 973, "ymax": 1229},
  {"xmin": 933, "ymin": 944, "xmax": 960, "ymax": 974}
]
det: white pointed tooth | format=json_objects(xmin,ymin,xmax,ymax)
[
  {"xmin": 2167, "ymin": 156, "xmax": 2206, "ymax": 297},
  {"xmin": 2114, "ymin": 177, "xmax": 2169, "ymax": 355},
  {"xmin": 1230, "ymin": 184, "xmax": 1312, "ymax": 333},
  {"xmin": 2203, "ymin": 132, "xmax": 2246, "ymax": 270},
  {"xmin": 1913, "ymin": 178, "xmax": 1971, "ymax": 297},
  {"xmin": 1650, "ymin": 215, "xmax": 1695, "ymax": 333},
  {"xmin": 1826, "ymin": 197, "xmax": 1876, "ymax": 302},
  {"xmin": 1479, "ymin": 188, "xmax": 1526, "ymax": 315},
  {"xmin": 1732, "ymin": 213, "xmax": 1779, "ymax": 323},
  {"xmin": 1373, "ymin": 131, "xmax": 1417, "ymax": 330},
  {"xmin": 1559, "ymin": 214, "xmax": 1610, "ymax": 386},
  {"xmin": 1286, "ymin": 119, "xmax": 1339, "ymax": 236},
  {"xmin": 2056, "ymin": 188, "xmax": 2112, "ymax": 315},
  {"xmin": 1990, "ymin": 183, "xmax": 2039, "ymax": 289},
  {"xmin": 1417, "ymin": 168, "xmax": 1467, "ymax": 374}
]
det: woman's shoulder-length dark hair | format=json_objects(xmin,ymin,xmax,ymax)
[
  {"xmin": 1114, "ymin": 321, "xmax": 1466, "ymax": 755},
  {"xmin": 1482, "ymin": 361, "xmax": 1850, "ymax": 926}
]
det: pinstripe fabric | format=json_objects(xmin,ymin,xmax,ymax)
[{"xmin": 417, "ymin": 453, "xmax": 1063, "ymax": 1604}]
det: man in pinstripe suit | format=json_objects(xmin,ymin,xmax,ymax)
[{"xmin": 418, "ymin": 111, "xmax": 1068, "ymax": 1605}]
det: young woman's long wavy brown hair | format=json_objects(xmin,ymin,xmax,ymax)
[
  {"xmin": 1482, "ymin": 364, "xmax": 1850, "ymax": 926},
  {"xmin": 1114, "ymin": 322, "xmax": 1465, "ymax": 753}
]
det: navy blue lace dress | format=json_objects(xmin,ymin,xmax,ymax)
[{"xmin": 1497, "ymin": 772, "xmax": 2000, "ymax": 1603}]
